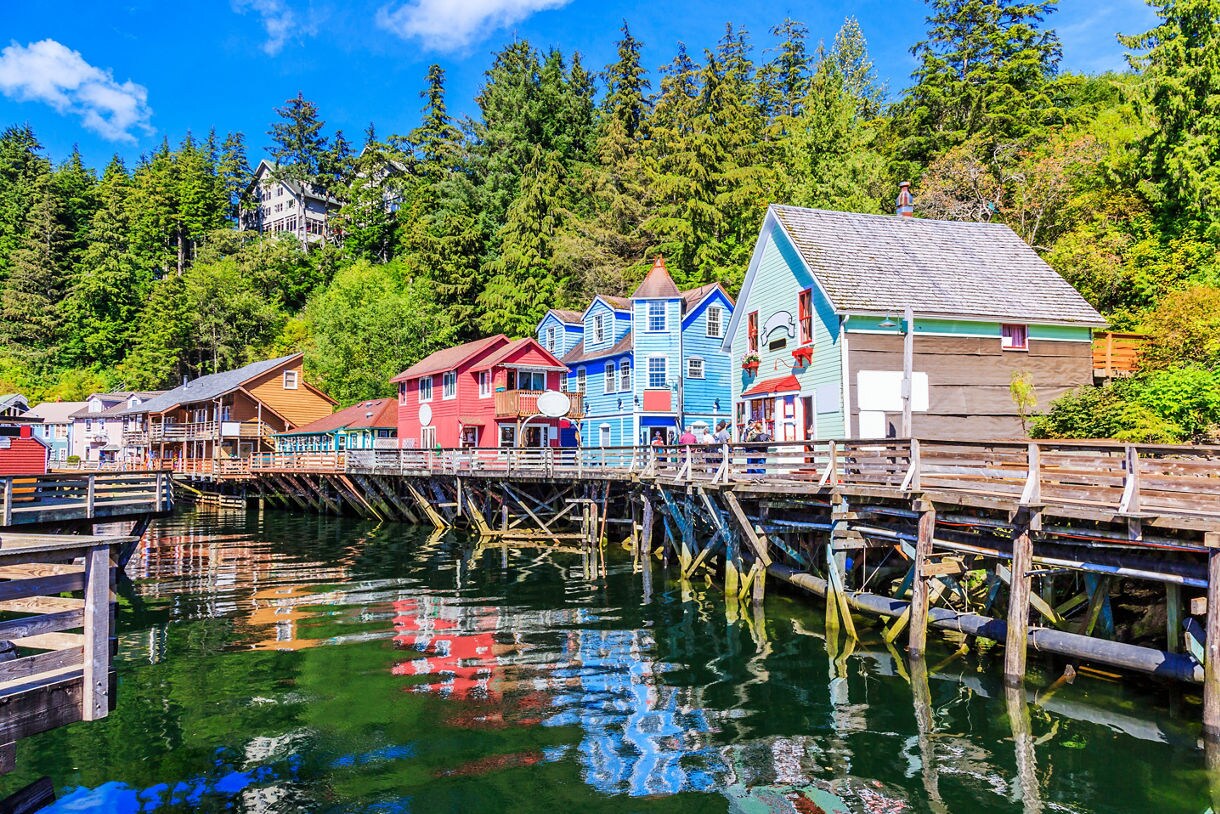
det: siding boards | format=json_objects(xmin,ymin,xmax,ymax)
[{"xmin": 245, "ymin": 362, "xmax": 334, "ymax": 428}]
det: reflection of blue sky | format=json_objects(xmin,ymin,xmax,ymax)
[{"xmin": 544, "ymin": 625, "xmax": 724, "ymax": 797}]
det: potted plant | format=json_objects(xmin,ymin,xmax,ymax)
[
  {"xmin": 742, "ymin": 353, "xmax": 761, "ymax": 373},
  {"xmin": 792, "ymin": 345, "xmax": 813, "ymax": 367}
]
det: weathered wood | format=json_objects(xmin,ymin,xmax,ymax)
[
  {"xmin": 908, "ymin": 502, "xmax": 936, "ymax": 657},
  {"xmin": 1167, "ymin": 583, "xmax": 1182, "ymax": 654},
  {"xmin": 721, "ymin": 491, "xmax": 772, "ymax": 567},
  {"xmin": 81, "ymin": 544, "xmax": 110, "ymax": 721},
  {"xmin": 1003, "ymin": 509, "xmax": 1035, "ymax": 686},
  {"xmin": 1205, "ymin": 533, "xmax": 1220, "ymax": 740},
  {"xmin": 0, "ymin": 647, "xmax": 83, "ymax": 685}
]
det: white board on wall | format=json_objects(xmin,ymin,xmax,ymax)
[
  {"xmin": 858, "ymin": 410, "xmax": 887, "ymax": 439},
  {"xmin": 857, "ymin": 370, "xmax": 929, "ymax": 412}
]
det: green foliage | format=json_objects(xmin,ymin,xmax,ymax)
[
  {"xmin": 301, "ymin": 260, "xmax": 454, "ymax": 404},
  {"xmin": 1010, "ymin": 370, "xmax": 1038, "ymax": 434},
  {"xmin": 1029, "ymin": 379, "xmax": 1182, "ymax": 443}
]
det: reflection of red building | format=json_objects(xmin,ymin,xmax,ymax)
[{"xmin": 392, "ymin": 597, "xmax": 503, "ymax": 701}]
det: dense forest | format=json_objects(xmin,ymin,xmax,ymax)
[{"xmin": 2, "ymin": 0, "xmax": 1220, "ymax": 440}]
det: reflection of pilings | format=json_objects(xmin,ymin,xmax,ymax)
[
  {"xmin": 909, "ymin": 657, "xmax": 947, "ymax": 814},
  {"xmin": 1005, "ymin": 683, "xmax": 1043, "ymax": 814},
  {"xmin": 767, "ymin": 562, "xmax": 1204, "ymax": 683}
]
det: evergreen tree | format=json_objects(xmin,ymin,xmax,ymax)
[
  {"xmin": 268, "ymin": 92, "xmax": 329, "ymax": 185},
  {"xmin": 0, "ymin": 174, "xmax": 69, "ymax": 369},
  {"xmin": 217, "ymin": 132, "xmax": 251, "ymax": 223},
  {"xmin": 1120, "ymin": 0, "xmax": 1220, "ymax": 223},
  {"xmin": 410, "ymin": 65, "xmax": 464, "ymax": 182},
  {"xmin": 51, "ymin": 147, "xmax": 98, "ymax": 270},
  {"xmin": 830, "ymin": 17, "xmax": 885, "ymax": 118},
  {"xmin": 0, "ymin": 125, "xmax": 51, "ymax": 282},
  {"xmin": 759, "ymin": 18, "xmax": 812, "ymax": 122},
  {"xmin": 601, "ymin": 22, "xmax": 650, "ymax": 140}
]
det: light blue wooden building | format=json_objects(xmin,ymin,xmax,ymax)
[
  {"xmin": 722, "ymin": 201, "xmax": 1104, "ymax": 441},
  {"xmin": 536, "ymin": 258, "xmax": 735, "ymax": 447}
]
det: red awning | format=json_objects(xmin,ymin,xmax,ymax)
[
  {"xmin": 458, "ymin": 416, "xmax": 487, "ymax": 425},
  {"xmin": 742, "ymin": 375, "xmax": 800, "ymax": 398}
]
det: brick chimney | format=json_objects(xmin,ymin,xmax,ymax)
[{"xmin": 896, "ymin": 181, "xmax": 914, "ymax": 218}]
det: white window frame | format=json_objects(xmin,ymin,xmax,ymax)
[
  {"xmin": 687, "ymin": 357, "xmax": 705, "ymax": 379},
  {"xmin": 619, "ymin": 360, "xmax": 631, "ymax": 392},
  {"xmin": 442, "ymin": 370, "xmax": 457, "ymax": 399},
  {"xmin": 1001, "ymin": 324, "xmax": 1029, "ymax": 351},
  {"xmin": 648, "ymin": 356, "xmax": 667, "ymax": 389},
  {"xmin": 576, "ymin": 367, "xmax": 587, "ymax": 393},
  {"xmin": 593, "ymin": 313, "xmax": 606, "ymax": 344},
  {"xmin": 647, "ymin": 302, "xmax": 667, "ymax": 333},
  {"xmin": 477, "ymin": 371, "xmax": 491, "ymax": 398},
  {"xmin": 604, "ymin": 362, "xmax": 615, "ymax": 394},
  {"xmin": 547, "ymin": 326, "xmax": 556, "ymax": 351},
  {"xmin": 421, "ymin": 426, "xmax": 437, "ymax": 448},
  {"xmin": 283, "ymin": 370, "xmax": 299, "ymax": 390},
  {"xmin": 399, "ymin": 382, "xmax": 407, "ymax": 405},
  {"xmin": 706, "ymin": 306, "xmax": 723, "ymax": 338},
  {"xmin": 418, "ymin": 376, "xmax": 433, "ymax": 402}
]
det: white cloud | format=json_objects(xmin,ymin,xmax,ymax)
[
  {"xmin": 0, "ymin": 39, "xmax": 152, "ymax": 143},
  {"xmin": 233, "ymin": 0, "xmax": 315, "ymax": 56},
  {"xmin": 376, "ymin": 0, "xmax": 571, "ymax": 52}
]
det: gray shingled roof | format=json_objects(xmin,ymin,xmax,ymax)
[
  {"xmin": 130, "ymin": 355, "xmax": 302, "ymax": 415},
  {"xmin": 771, "ymin": 206, "xmax": 1105, "ymax": 326}
]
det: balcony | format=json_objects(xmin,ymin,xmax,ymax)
[
  {"xmin": 122, "ymin": 429, "xmax": 148, "ymax": 447},
  {"xmin": 494, "ymin": 390, "xmax": 583, "ymax": 419},
  {"xmin": 149, "ymin": 421, "xmax": 274, "ymax": 444}
]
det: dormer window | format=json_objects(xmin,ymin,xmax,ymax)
[
  {"xmin": 647, "ymin": 302, "xmax": 667, "ymax": 332},
  {"xmin": 546, "ymin": 326, "xmax": 556, "ymax": 351},
  {"xmin": 593, "ymin": 313, "xmax": 606, "ymax": 344},
  {"xmin": 706, "ymin": 306, "xmax": 723, "ymax": 338},
  {"xmin": 283, "ymin": 370, "xmax": 299, "ymax": 389}
]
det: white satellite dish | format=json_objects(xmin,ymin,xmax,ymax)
[
  {"xmin": 536, "ymin": 390, "xmax": 571, "ymax": 418},
  {"xmin": 418, "ymin": 403, "xmax": 432, "ymax": 426}
]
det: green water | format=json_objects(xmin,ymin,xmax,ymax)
[{"xmin": 0, "ymin": 508, "xmax": 1215, "ymax": 812}]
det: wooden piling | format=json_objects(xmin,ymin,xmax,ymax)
[
  {"xmin": 1004, "ymin": 508, "xmax": 1035, "ymax": 686},
  {"xmin": 1204, "ymin": 532, "xmax": 1220, "ymax": 740},
  {"xmin": 908, "ymin": 500, "xmax": 936, "ymax": 657}
]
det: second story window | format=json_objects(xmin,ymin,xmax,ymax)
[
  {"xmin": 398, "ymin": 382, "xmax": 406, "ymax": 405},
  {"xmin": 1001, "ymin": 324, "xmax": 1028, "ymax": 351},
  {"xmin": 546, "ymin": 326, "xmax": 556, "ymax": 351},
  {"xmin": 442, "ymin": 371, "xmax": 457, "ymax": 399},
  {"xmin": 619, "ymin": 360, "xmax": 631, "ymax": 392},
  {"xmin": 648, "ymin": 356, "xmax": 667, "ymax": 389},
  {"xmin": 283, "ymin": 370, "xmax": 299, "ymax": 390},
  {"xmin": 798, "ymin": 289, "xmax": 813, "ymax": 344},
  {"xmin": 419, "ymin": 376, "xmax": 433, "ymax": 402},
  {"xmin": 576, "ymin": 367, "xmax": 587, "ymax": 393},
  {"xmin": 477, "ymin": 371, "xmax": 491, "ymax": 398},
  {"xmin": 687, "ymin": 357, "xmax": 705, "ymax": 379},
  {"xmin": 707, "ymin": 306, "xmax": 723, "ymax": 338},
  {"xmin": 647, "ymin": 302, "xmax": 667, "ymax": 332},
  {"xmin": 604, "ymin": 362, "xmax": 615, "ymax": 394},
  {"xmin": 593, "ymin": 313, "xmax": 606, "ymax": 344},
  {"xmin": 747, "ymin": 311, "xmax": 759, "ymax": 353}
]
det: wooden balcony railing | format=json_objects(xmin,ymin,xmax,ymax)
[
  {"xmin": 493, "ymin": 390, "xmax": 583, "ymax": 419},
  {"xmin": 1093, "ymin": 332, "xmax": 1147, "ymax": 378},
  {"xmin": 148, "ymin": 421, "xmax": 274, "ymax": 444}
]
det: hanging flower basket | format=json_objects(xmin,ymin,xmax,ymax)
[{"xmin": 742, "ymin": 354, "xmax": 761, "ymax": 373}]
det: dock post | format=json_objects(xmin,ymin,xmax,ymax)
[
  {"xmin": 640, "ymin": 494, "xmax": 654, "ymax": 558},
  {"xmin": 1204, "ymin": 532, "xmax": 1220, "ymax": 740},
  {"xmin": 1166, "ymin": 583, "xmax": 1182, "ymax": 653},
  {"xmin": 1004, "ymin": 507, "xmax": 1035, "ymax": 686},
  {"xmin": 908, "ymin": 499, "xmax": 936, "ymax": 657},
  {"xmin": 82, "ymin": 543, "xmax": 112, "ymax": 721}
]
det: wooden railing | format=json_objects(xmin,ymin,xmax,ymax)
[
  {"xmin": 238, "ymin": 439, "xmax": 1220, "ymax": 523},
  {"xmin": 493, "ymin": 390, "xmax": 584, "ymax": 418},
  {"xmin": 0, "ymin": 534, "xmax": 125, "ymax": 751},
  {"xmin": 1093, "ymin": 332, "xmax": 1147, "ymax": 377},
  {"xmin": 148, "ymin": 421, "xmax": 273, "ymax": 444},
  {"xmin": 0, "ymin": 472, "xmax": 172, "ymax": 526}
]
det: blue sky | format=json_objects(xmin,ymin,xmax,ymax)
[{"xmin": 1, "ymin": 0, "xmax": 1158, "ymax": 170}]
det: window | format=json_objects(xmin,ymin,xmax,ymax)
[
  {"xmin": 477, "ymin": 371, "xmax": 491, "ymax": 398},
  {"xmin": 576, "ymin": 367, "xmax": 587, "ymax": 393},
  {"xmin": 499, "ymin": 425, "xmax": 516, "ymax": 447},
  {"xmin": 421, "ymin": 426, "xmax": 437, "ymax": 448},
  {"xmin": 707, "ymin": 306, "xmax": 723, "ymax": 338},
  {"xmin": 515, "ymin": 370, "xmax": 546, "ymax": 391},
  {"xmin": 687, "ymin": 357, "xmax": 705, "ymax": 379},
  {"xmin": 648, "ymin": 356, "xmax": 667, "ymax": 389},
  {"xmin": 647, "ymin": 302, "xmax": 667, "ymax": 332},
  {"xmin": 593, "ymin": 313, "xmax": 606, "ymax": 344},
  {"xmin": 798, "ymin": 289, "xmax": 813, "ymax": 344},
  {"xmin": 283, "ymin": 370, "xmax": 299, "ymax": 389},
  {"xmin": 1001, "ymin": 324, "xmax": 1028, "ymax": 351},
  {"xmin": 418, "ymin": 376, "xmax": 433, "ymax": 402},
  {"xmin": 747, "ymin": 311, "xmax": 759, "ymax": 353},
  {"xmin": 604, "ymin": 362, "xmax": 616, "ymax": 393},
  {"xmin": 619, "ymin": 360, "xmax": 631, "ymax": 392},
  {"xmin": 442, "ymin": 371, "xmax": 457, "ymax": 399},
  {"xmin": 85, "ymin": 419, "xmax": 92, "ymax": 433},
  {"xmin": 546, "ymin": 326, "xmax": 556, "ymax": 351}
]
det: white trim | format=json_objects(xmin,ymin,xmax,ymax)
[
  {"xmin": 283, "ymin": 369, "xmax": 299, "ymax": 390},
  {"xmin": 644, "ymin": 301, "xmax": 668, "ymax": 333},
  {"xmin": 686, "ymin": 356, "xmax": 705, "ymax": 379},
  {"xmin": 579, "ymin": 295, "xmax": 631, "ymax": 321},
  {"xmin": 442, "ymin": 370, "xmax": 458, "ymax": 399}
]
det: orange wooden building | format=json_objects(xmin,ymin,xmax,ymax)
[{"xmin": 120, "ymin": 354, "xmax": 336, "ymax": 468}]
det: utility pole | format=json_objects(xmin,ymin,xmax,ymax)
[{"xmin": 901, "ymin": 305, "xmax": 914, "ymax": 437}]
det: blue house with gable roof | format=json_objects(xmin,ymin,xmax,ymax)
[{"xmin": 536, "ymin": 257, "xmax": 735, "ymax": 447}]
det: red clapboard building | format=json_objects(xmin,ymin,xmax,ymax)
[
  {"xmin": 392, "ymin": 336, "xmax": 579, "ymax": 449},
  {"xmin": 0, "ymin": 425, "xmax": 49, "ymax": 475}
]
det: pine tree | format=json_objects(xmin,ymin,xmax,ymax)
[
  {"xmin": 1120, "ymin": 0, "xmax": 1220, "ymax": 223},
  {"xmin": 268, "ymin": 92, "xmax": 329, "ymax": 186},
  {"xmin": 0, "ymin": 125, "xmax": 51, "ymax": 283},
  {"xmin": 831, "ymin": 17, "xmax": 885, "ymax": 118},
  {"xmin": 410, "ymin": 65, "xmax": 464, "ymax": 183},
  {"xmin": 759, "ymin": 18, "xmax": 812, "ymax": 122},
  {"xmin": 51, "ymin": 147, "xmax": 98, "ymax": 270},
  {"xmin": 0, "ymin": 174, "xmax": 69, "ymax": 369},
  {"xmin": 217, "ymin": 132, "xmax": 251, "ymax": 223},
  {"xmin": 601, "ymin": 22, "xmax": 650, "ymax": 141},
  {"xmin": 173, "ymin": 133, "xmax": 225, "ymax": 273}
]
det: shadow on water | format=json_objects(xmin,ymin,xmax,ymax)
[{"xmin": 0, "ymin": 506, "xmax": 1216, "ymax": 812}]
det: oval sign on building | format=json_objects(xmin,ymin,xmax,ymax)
[
  {"xmin": 418, "ymin": 404, "xmax": 432, "ymax": 427},
  {"xmin": 536, "ymin": 390, "xmax": 571, "ymax": 418}
]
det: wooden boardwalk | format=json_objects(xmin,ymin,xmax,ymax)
[{"xmin": 7, "ymin": 472, "xmax": 172, "ymax": 528}]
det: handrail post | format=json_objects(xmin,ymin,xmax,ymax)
[
  {"xmin": 1119, "ymin": 444, "xmax": 1141, "ymax": 514},
  {"xmin": 1, "ymin": 478, "xmax": 11, "ymax": 526},
  {"xmin": 86, "ymin": 474, "xmax": 96, "ymax": 517},
  {"xmin": 1020, "ymin": 442, "xmax": 1041, "ymax": 507}
]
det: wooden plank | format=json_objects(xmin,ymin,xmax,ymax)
[
  {"xmin": 1004, "ymin": 509, "xmax": 1035, "ymax": 685},
  {"xmin": 0, "ymin": 610, "xmax": 84, "ymax": 642},
  {"xmin": 11, "ymin": 633, "xmax": 84, "ymax": 651},
  {"xmin": 0, "ymin": 573, "xmax": 83, "ymax": 603},
  {"xmin": 721, "ymin": 491, "xmax": 773, "ymax": 567},
  {"xmin": 1207, "ymin": 533, "xmax": 1220, "ymax": 740},
  {"xmin": 908, "ymin": 503, "xmax": 936, "ymax": 657},
  {"xmin": 0, "ymin": 647, "xmax": 83, "ymax": 685},
  {"xmin": 0, "ymin": 598, "xmax": 84, "ymax": 614},
  {"xmin": 0, "ymin": 564, "xmax": 82, "ymax": 579}
]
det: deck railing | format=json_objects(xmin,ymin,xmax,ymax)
[
  {"xmin": 226, "ymin": 438, "xmax": 1220, "ymax": 522},
  {"xmin": 0, "ymin": 472, "xmax": 171, "ymax": 526},
  {"xmin": 493, "ymin": 390, "xmax": 584, "ymax": 419}
]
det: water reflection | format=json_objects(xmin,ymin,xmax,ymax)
[{"xmin": 0, "ymin": 508, "xmax": 1214, "ymax": 813}]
